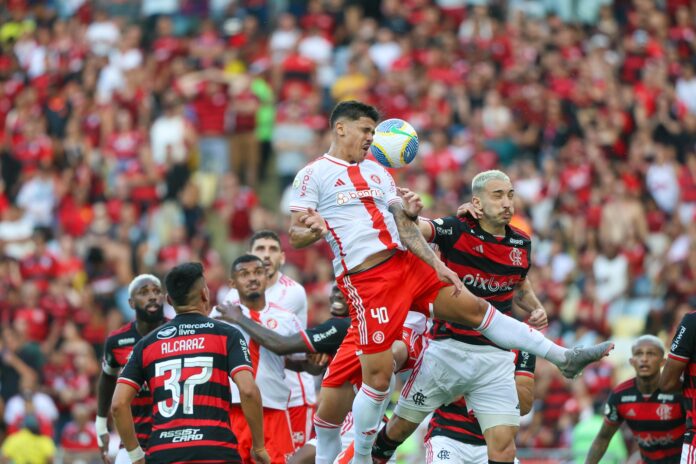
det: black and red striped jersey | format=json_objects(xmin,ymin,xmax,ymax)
[
  {"xmin": 118, "ymin": 313, "xmax": 253, "ymax": 464},
  {"xmin": 427, "ymin": 215, "xmax": 531, "ymax": 346},
  {"xmin": 604, "ymin": 378, "xmax": 685, "ymax": 464},
  {"xmin": 668, "ymin": 310, "xmax": 696, "ymax": 441},
  {"xmin": 425, "ymin": 350, "xmax": 536, "ymax": 446},
  {"xmin": 102, "ymin": 322, "xmax": 152, "ymax": 448},
  {"xmin": 300, "ymin": 316, "xmax": 350, "ymax": 354}
]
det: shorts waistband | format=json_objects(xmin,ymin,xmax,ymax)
[{"xmin": 344, "ymin": 250, "xmax": 398, "ymax": 276}]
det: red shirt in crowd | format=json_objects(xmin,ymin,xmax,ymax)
[{"xmin": 192, "ymin": 83, "xmax": 229, "ymax": 135}]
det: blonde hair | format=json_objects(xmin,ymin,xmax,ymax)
[
  {"xmin": 631, "ymin": 334, "xmax": 665, "ymax": 355},
  {"xmin": 471, "ymin": 170, "xmax": 511, "ymax": 195}
]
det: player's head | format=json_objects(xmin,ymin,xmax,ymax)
[
  {"xmin": 230, "ymin": 254, "xmax": 267, "ymax": 302},
  {"xmin": 164, "ymin": 262, "xmax": 211, "ymax": 315},
  {"xmin": 329, "ymin": 285, "xmax": 348, "ymax": 317},
  {"xmin": 249, "ymin": 230, "xmax": 284, "ymax": 281},
  {"xmin": 471, "ymin": 170, "xmax": 514, "ymax": 228},
  {"xmin": 329, "ymin": 100, "xmax": 380, "ymax": 164},
  {"xmin": 629, "ymin": 334, "xmax": 665, "ymax": 379},
  {"xmin": 128, "ymin": 274, "xmax": 165, "ymax": 323}
]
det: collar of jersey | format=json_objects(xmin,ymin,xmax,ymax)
[{"xmin": 323, "ymin": 154, "xmax": 351, "ymax": 166}]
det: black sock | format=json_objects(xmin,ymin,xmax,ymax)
[
  {"xmin": 489, "ymin": 461, "xmax": 514, "ymax": 464},
  {"xmin": 371, "ymin": 427, "xmax": 402, "ymax": 462}
]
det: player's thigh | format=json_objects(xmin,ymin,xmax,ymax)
[
  {"xmin": 425, "ymin": 436, "xmax": 487, "ymax": 464},
  {"xmin": 114, "ymin": 448, "xmax": 131, "ymax": 464},
  {"xmin": 431, "ymin": 285, "xmax": 489, "ymax": 327},
  {"xmin": 394, "ymin": 344, "xmax": 464, "ymax": 424},
  {"xmin": 287, "ymin": 441, "xmax": 316, "ymax": 464},
  {"xmin": 316, "ymin": 383, "xmax": 356, "ymax": 425},
  {"xmin": 464, "ymin": 349, "xmax": 520, "ymax": 432}
]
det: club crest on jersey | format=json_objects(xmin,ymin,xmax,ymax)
[
  {"xmin": 336, "ymin": 189, "xmax": 383, "ymax": 205},
  {"xmin": 509, "ymin": 248, "xmax": 523, "ymax": 266},
  {"xmin": 370, "ymin": 174, "xmax": 381, "ymax": 184},
  {"xmin": 656, "ymin": 404, "xmax": 673, "ymax": 420},
  {"xmin": 157, "ymin": 326, "xmax": 178, "ymax": 339},
  {"xmin": 265, "ymin": 318, "xmax": 278, "ymax": 329},
  {"xmin": 372, "ymin": 331, "xmax": 385, "ymax": 344}
]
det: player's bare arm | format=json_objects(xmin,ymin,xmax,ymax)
[
  {"xmin": 111, "ymin": 383, "xmax": 144, "ymax": 464},
  {"xmin": 659, "ymin": 358, "xmax": 686, "ymax": 392},
  {"xmin": 289, "ymin": 209, "xmax": 327, "ymax": 248},
  {"xmin": 233, "ymin": 370, "xmax": 270, "ymax": 464},
  {"xmin": 585, "ymin": 421, "xmax": 620, "ymax": 464},
  {"xmin": 216, "ymin": 303, "xmax": 307, "ymax": 355},
  {"xmin": 513, "ymin": 279, "xmax": 548, "ymax": 329},
  {"xmin": 285, "ymin": 357, "xmax": 327, "ymax": 375},
  {"xmin": 388, "ymin": 202, "xmax": 463, "ymax": 294},
  {"xmin": 515, "ymin": 374, "xmax": 535, "ymax": 415},
  {"xmin": 96, "ymin": 372, "xmax": 117, "ymax": 463}
]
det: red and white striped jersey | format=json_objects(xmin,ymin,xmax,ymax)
[
  {"xmin": 289, "ymin": 154, "xmax": 405, "ymax": 277},
  {"xmin": 216, "ymin": 273, "xmax": 316, "ymax": 407},
  {"xmin": 227, "ymin": 302, "xmax": 303, "ymax": 410}
]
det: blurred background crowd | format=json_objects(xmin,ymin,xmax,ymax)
[{"xmin": 0, "ymin": 0, "xmax": 695, "ymax": 462}]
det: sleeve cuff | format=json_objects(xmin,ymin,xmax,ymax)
[
  {"xmin": 426, "ymin": 220, "xmax": 435, "ymax": 243},
  {"xmin": 117, "ymin": 377, "xmax": 142, "ymax": 392},
  {"xmin": 102, "ymin": 363, "xmax": 119, "ymax": 376},
  {"xmin": 604, "ymin": 417, "xmax": 620, "ymax": 426},
  {"xmin": 289, "ymin": 205, "xmax": 310, "ymax": 212},
  {"xmin": 230, "ymin": 365, "xmax": 254, "ymax": 378},
  {"xmin": 668, "ymin": 353, "xmax": 689, "ymax": 363},
  {"xmin": 299, "ymin": 330, "xmax": 316, "ymax": 353},
  {"xmin": 515, "ymin": 371, "xmax": 535, "ymax": 379}
]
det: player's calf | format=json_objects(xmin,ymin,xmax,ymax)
[{"xmin": 483, "ymin": 425, "xmax": 518, "ymax": 463}]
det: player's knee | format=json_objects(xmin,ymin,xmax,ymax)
[
  {"xmin": 386, "ymin": 415, "xmax": 418, "ymax": 442},
  {"xmin": 362, "ymin": 367, "xmax": 392, "ymax": 391}
]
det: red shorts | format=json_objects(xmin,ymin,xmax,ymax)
[
  {"xmin": 337, "ymin": 250, "xmax": 446, "ymax": 355},
  {"xmin": 321, "ymin": 327, "xmax": 363, "ymax": 389},
  {"xmin": 288, "ymin": 404, "xmax": 315, "ymax": 449},
  {"xmin": 230, "ymin": 406, "xmax": 294, "ymax": 464}
]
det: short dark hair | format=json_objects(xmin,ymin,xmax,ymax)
[
  {"xmin": 231, "ymin": 254, "xmax": 264, "ymax": 274},
  {"xmin": 329, "ymin": 100, "xmax": 380, "ymax": 129},
  {"xmin": 249, "ymin": 230, "xmax": 281, "ymax": 249},
  {"xmin": 165, "ymin": 262, "xmax": 204, "ymax": 306}
]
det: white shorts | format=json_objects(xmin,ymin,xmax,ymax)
[
  {"xmin": 683, "ymin": 443, "xmax": 696, "ymax": 464},
  {"xmin": 395, "ymin": 339, "xmax": 519, "ymax": 431},
  {"xmin": 425, "ymin": 436, "xmax": 519, "ymax": 464},
  {"xmin": 115, "ymin": 448, "xmax": 130, "ymax": 464}
]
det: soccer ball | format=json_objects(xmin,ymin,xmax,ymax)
[{"xmin": 370, "ymin": 118, "xmax": 419, "ymax": 168}]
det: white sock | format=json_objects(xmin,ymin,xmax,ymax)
[
  {"xmin": 352, "ymin": 383, "xmax": 390, "ymax": 460},
  {"xmin": 476, "ymin": 304, "xmax": 567, "ymax": 365},
  {"xmin": 314, "ymin": 415, "xmax": 342, "ymax": 464}
]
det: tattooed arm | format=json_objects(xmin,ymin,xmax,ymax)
[
  {"xmin": 389, "ymin": 203, "xmax": 463, "ymax": 293},
  {"xmin": 513, "ymin": 279, "xmax": 548, "ymax": 329}
]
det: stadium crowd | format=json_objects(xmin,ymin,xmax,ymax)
[{"xmin": 0, "ymin": 0, "xmax": 695, "ymax": 462}]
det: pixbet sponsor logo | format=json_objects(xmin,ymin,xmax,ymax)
[{"xmin": 461, "ymin": 273, "xmax": 515, "ymax": 293}]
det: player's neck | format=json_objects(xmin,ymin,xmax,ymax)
[
  {"xmin": 134, "ymin": 319, "xmax": 165, "ymax": 337},
  {"xmin": 478, "ymin": 218, "xmax": 506, "ymax": 237},
  {"xmin": 327, "ymin": 144, "xmax": 356, "ymax": 164},
  {"xmin": 268, "ymin": 271, "xmax": 280, "ymax": 287},
  {"xmin": 242, "ymin": 297, "xmax": 267, "ymax": 312},
  {"xmin": 636, "ymin": 375, "xmax": 659, "ymax": 395}
]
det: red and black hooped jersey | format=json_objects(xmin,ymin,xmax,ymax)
[
  {"xmin": 669, "ymin": 311, "xmax": 696, "ymax": 441},
  {"xmin": 427, "ymin": 215, "xmax": 531, "ymax": 346},
  {"xmin": 604, "ymin": 378, "xmax": 685, "ymax": 464},
  {"xmin": 102, "ymin": 322, "xmax": 152, "ymax": 448},
  {"xmin": 425, "ymin": 351, "xmax": 536, "ymax": 446},
  {"xmin": 118, "ymin": 313, "xmax": 253, "ymax": 464}
]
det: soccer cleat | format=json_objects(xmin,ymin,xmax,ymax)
[{"xmin": 558, "ymin": 341, "xmax": 614, "ymax": 379}]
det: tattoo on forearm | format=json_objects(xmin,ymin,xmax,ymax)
[{"xmin": 391, "ymin": 205, "xmax": 439, "ymax": 267}]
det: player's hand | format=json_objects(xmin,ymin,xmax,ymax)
[
  {"xmin": 435, "ymin": 262, "xmax": 463, "ymax": 296},
  {"xmin": 251, "ymin": 447, "xmax": 271, "ymax": 464},
  {"xmin": 299, "ymin": 208, "xmax": 327, "ymax": 236},
  {"xmin": 528, "ymin": 308, "xmax": 548, "ymax": 330},
  {"xmin": 98, "ymin": 433, "xmax": 111, "ymax": 464},
  {"xmin": 308, "ymin": 352, "xmax": 330, "ymax": 366},
  {"xmin": 397, "ymin": 187, "xmax": 423, "ymax": 218},
  {"xmin": 456, "ymin": 201, "xmax": 482, "ymax": 219},
  {"xmin": 215, "ymin": 302, "xmax": 243, "ymax": 322}
]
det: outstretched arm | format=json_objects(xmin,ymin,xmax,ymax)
[
  {"xmin": 389, "ymin": 202, "xmax": 463, "ymax": 294},
  {"xmin": 216, "ymin": 304, "xmax": 307, "ymax": 355}
]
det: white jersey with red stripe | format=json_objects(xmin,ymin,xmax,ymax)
[
  {"xmin": 289, "ymin": 154, "xmax": 405, "ymax": 277},
  {"xmin": 215, "ymin": 273, "xmax": 316, "ymax": 408},
  {"xmin": 226, "ymin": 302, "xmax": 302, "ymax": 410}
]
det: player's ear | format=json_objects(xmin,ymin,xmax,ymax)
[
  {"xmin": 628, "ymin": 356, "xmax": 637, "ymax": 369},
  {"xmin": 335, "ymin": 120, "xmax": 345, "ymax": 137},
  {"xmin": 280, "ymin": 251, "xmax": 286, "ymax": 266},
  {"xmin": 228, "ymin": 277, "xmax": 237, "ymax": 290},
  {"xmin": 472, "ymin": 196, "xmax": 482, "ymax": 209},
  {"xmin": 166, "ymin": 294, "xmax": 174, "ymax": 306}
]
